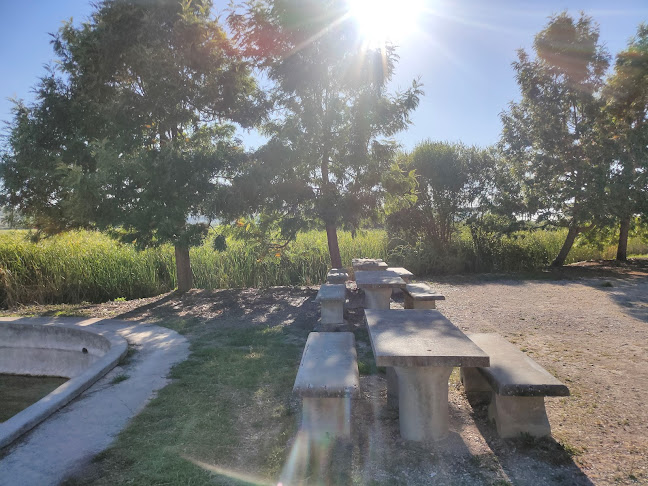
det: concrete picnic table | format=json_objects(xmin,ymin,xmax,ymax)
[
  {"xmin": 364, "ymin": 309, "xmax": 489, "ymax": 441},
  {"xmin": 354, "ymin": 270, "xmax": 406, "ymax": 309},
  {"xmin": 351, "ymin": 258, "xmax": 388, "ymax": 272}
]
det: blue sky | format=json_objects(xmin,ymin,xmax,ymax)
[{"xmin": 1, "ymin": 0, "xmax": 646, "ymax": 151}]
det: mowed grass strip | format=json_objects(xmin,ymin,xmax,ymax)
[{"xmin": 63, "ymin": 319, "xmax": 307, "ymax": 486}]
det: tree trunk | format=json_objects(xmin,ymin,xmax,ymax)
[
  {"xmin": 175, "ymin": 243, "xmax": 193, "ymax": 292},
  {"xmin": 551, "ymin": 222, "xmax": 580, "ymax": 267},
  {"xmin": 326, "ymin": 224, "xmax": 343, "ymax": 269},
  {"xmin": 616, "ymin": 215, "xmax": 631, "ymax": 262}
]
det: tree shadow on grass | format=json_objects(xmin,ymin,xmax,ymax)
[{"xmin": 113, "ymin": 286, "xmax": 320, "ymax": 334}]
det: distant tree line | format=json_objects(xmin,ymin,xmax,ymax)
[{"xmin": 1, "ymin": 2, "xmax": 646, "ymax": 290}]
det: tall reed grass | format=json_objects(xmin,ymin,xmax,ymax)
[
  {"xmin": 0, "ymin": 231, "xmax": 172, "ymax": 308},
  {"xmin": 0, "ymin": 227, "xmax": 645, "ymax": 307}
]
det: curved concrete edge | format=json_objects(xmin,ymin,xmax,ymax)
[
  {"xmin": 0, "ymin": 318, "xmax": 128, "ymax": 450},
  {"xmin": 0, "ymin": 317, "xmax": 190, "ymax": 486}
]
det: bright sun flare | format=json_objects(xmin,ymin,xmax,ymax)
[{"xmin": 348, "ymin": 0, "xmax": 424, "ymax": 47}]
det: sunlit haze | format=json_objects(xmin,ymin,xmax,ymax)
[
  {"xmin": 0, "ymin": 0, "xmax": 646, "ymax": 151},
  {"xmin": 348, "ymin": 0, "xmax": 424, "ymax": 47}
]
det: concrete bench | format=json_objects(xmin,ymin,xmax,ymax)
[
  {"xmin": 386, "ymin": 267, "xmax": 414, "ymax": 283},
  {"xmin": 326, "ymin": 268, "xmax": 349, "ymax": 284},
  {"xmin": 386, "ymin": 267, "xmax": 414, "ymax": 295},
  {"xmin": 315, "ymin": 284, "xmax": 346, "ymax": 328},
  {"xmin": 461, "ymin": 333, "xmax": 570, "ymax": 438},
  {"xmin": 293, "ymin": 332, "xmax": 360, "ymax": 438},
  {"xmin": 403, "ymin": 283, "xmax": 445, "ymax": 309}
]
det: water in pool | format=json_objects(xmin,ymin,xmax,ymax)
[{"xmin": 0, "ymin": 374, "xmax": 68, "ymax": 422}]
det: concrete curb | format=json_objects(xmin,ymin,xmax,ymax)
[
  {"xmin": 0, "ymin": 318, "xmax": 128, "ymax": 449},
  {"xmin": 0, "ymin": 317, "xmax": 190, "ymax": 486}
]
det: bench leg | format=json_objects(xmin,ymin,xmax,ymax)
[
  {"xmin": 394, "ymin": 366, "xmax": 453, "ymax": 441},
  {"xmin": 488, "ymin": 394, "xmax": 552, "ymax": 438},
  {"xmin": 404, "ymin": 295, "xmax": 436, "ymax": 309},
  {"xmin": 460, "ymin": 367, "xmax": 492, "ymax": 392},
  {"xmin": 320, "ymin": 301, "xmax": 344, "ymax": 326},
  {"xmin": 364, "ymin": 288, "xmax": 392, "ymax": 309},
  {"xmin": 301, "ymin": 397, "xmax": 352, "ymax": 439},
  {"xmin": 404, "ymin": 294, "xmax": 414, "ymax": 309},
  {"xmin": 413, "ymin": 300, "xmax": 436, "ymax": 309}
]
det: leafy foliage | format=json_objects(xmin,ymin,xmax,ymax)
[
  {"xmin": 1, "ymin": 0, "xmax": 262, "ymax": 290},
  {"xmin": 500, "ymin": 12, "xmax": 610, "ymax": 265},
  {"xmin": 386, "ymin": 141, "xmax": 496, "ymax": 248},
  {"xmin": 227, "ymin": 0, "xmax": 422, "ymax": 266},
  {"xmin": 602, "ymin": 23, "xmax": 648, "ymax": 259}
]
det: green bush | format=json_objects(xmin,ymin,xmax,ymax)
[{"xmin": 386, "ymin": 228, "xmax": 646, "ymax": 276}]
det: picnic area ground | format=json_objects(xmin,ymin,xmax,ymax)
[{"xmin": 1, "ymin": 260, "xmax": 647, "ymax": 485}]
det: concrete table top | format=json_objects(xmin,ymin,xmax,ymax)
[
  {"xmin": 467, "ymin": 333, "xmax": 569, "ymax": 397},
  {"xmin": 386, "ymin": 267, "xmax": 414, "ymax": 279},
  {"xmin": 352, "ymin": 258, "xmax": 383, "ymax": 264},
  {"xmin": 352, "ymin": 259, "xmax": 388, "ymax": 271},
  {"xmin": 293, "ymin": 332, "xmax": 360, "ymax": 398},
  {"xmin": 364, "ymin": 309, "xmax": 490, "ymax": 368},
  {"xmin": 315, "ymin": 284, "xmax": 346, "ymax": 301},
  {"xmin": 355, "ymin": 270, "xmax": 406, "ymax": 289},
  {"xmin": 404, "ymin": 283, "xmax": 446, "ymax": 301}
]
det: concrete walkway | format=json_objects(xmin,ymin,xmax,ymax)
[{"xmin": 0, "ymin": 317, "xmax": 190, "ymax": 486}]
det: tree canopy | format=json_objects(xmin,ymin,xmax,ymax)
[
  {"xmin": 1, "ymin": 0, "xmax": 262, "ymax": 290},
  {"xmin": 227, "ymin": 0, "xmax": 422, "ymax": 267},
  {"xmin": 500, "ymin": 12, "xmax": 610, "ymax": 266},
  {"xmin": 386, "ymin": 141, "xmax": 495, "ymax": 247},
  {"xmin": 603, "ymin": 23, "xmax": 648, "ymax": 260}
]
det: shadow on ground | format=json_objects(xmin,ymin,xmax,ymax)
[{"xmin": 8, "ymin": 282, "xmax": 607, "ymax": 485}]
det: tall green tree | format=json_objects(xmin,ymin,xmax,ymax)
[
  {"xmin": 228, "ymin": 0, "xmax": 422, "ymax": 268},
  {"xmin": 500, "ymin": 12, "xmax": 610, "ymax": 266},
  {"xmin": 1, "ymin": 0, "xmax": 261, "ymax": 291},
  {"xmin": 386, "ymin": 141, "xmax": 495, "ymax": 247},
  {"xmin": 603, "ymin": 24, "xmax": 648, "ymax": 261}
]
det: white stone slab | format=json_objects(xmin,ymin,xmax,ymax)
[
  {"xmin": 403, "ymin": 283, "xmax": 445, "ymax": 301},
  {"xmin": 466, "ymin": 333, "xmax": 569, "ymax": 397},
  {"xmin": 355, "ymin": 270, "xmax": 405, "ymax": 289},
  {"xmin": 315, "ymin": 284, "xmax": 346, "ymax": 302},
  {"xmin": 352, "ymin": 259, "xmax": 388, "ymax": 271},
  {"xmin": 386, "ymin": 267, "xmax": 414, "ymax": 280},
  {"xmin": 293, "ymin": 332, "xmax": 360, "ymax": 398},
  {"xmin": 326, "ymin": 268, "xmax": 349, "ymax": 284},
  {"xmin": 364, "ymin": 309, "xmax": 489, "ymax": 368}
]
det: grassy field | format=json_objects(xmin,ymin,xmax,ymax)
[{"xmin": 1, "ymin": 227, "xmax": 646, "ymax": 308}]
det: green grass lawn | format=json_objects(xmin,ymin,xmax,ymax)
[
  {"xmin": 65, "ymin": 321, "xmax": 307, "ymax": 485},
  {"xmin": 56, "ymin": 287, "xmax": 322, "ymax": 485}
]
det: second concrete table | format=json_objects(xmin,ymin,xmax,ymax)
[
  {"xmin": 365, "ymin": 309, "xmax": 489, "ymax": 441},
  {"xmin": 355, "ymin": 270, "xmax": 405, "ymax": 309}
]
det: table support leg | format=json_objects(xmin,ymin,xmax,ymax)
[
  {"xmin": 363, "ymin": 288, "xmax": 392, "ymax": 309},
  {"xmin": 394, "ymin": 366, "xmax": 453, "ymax": 441},
  {"xmin": 386, "ymin": 367, "xmax": 399, "ymax": 409}
]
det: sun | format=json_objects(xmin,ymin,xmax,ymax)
[{"xmin": 347, "ymin": 0, "xmax": 424, "ymax": 47}]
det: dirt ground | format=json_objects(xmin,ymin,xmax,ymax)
[{"xmin": 3, "ymin": 260, "xmax": 647, "ymax": 485}]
